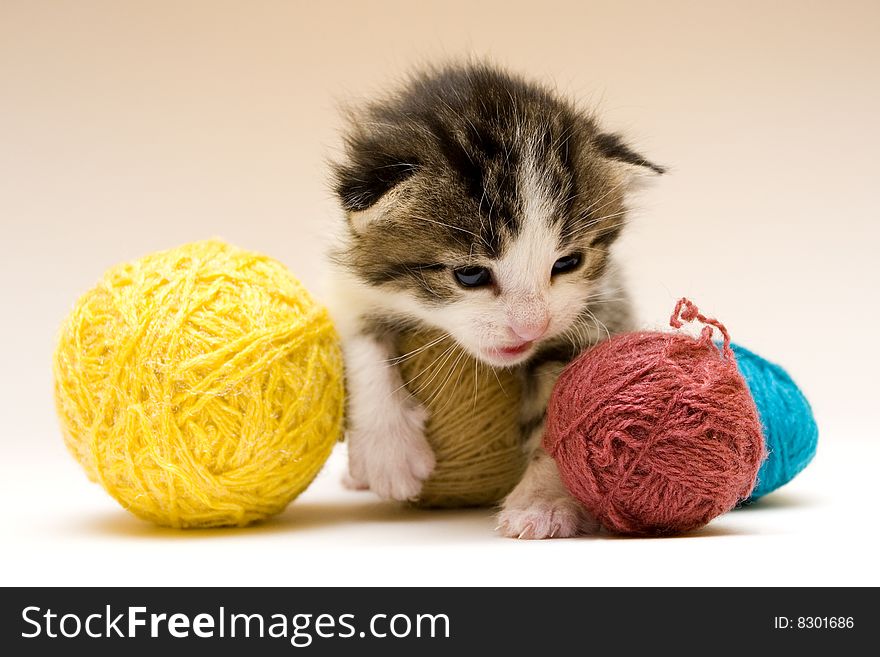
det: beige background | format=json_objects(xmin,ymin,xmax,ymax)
[{"xmin": 1, "ymin": 1, "xmax": 878, "ymax": 585}]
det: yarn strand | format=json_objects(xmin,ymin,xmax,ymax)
[{"xmin": 670, "ymin": 297, "xmax": 734, "ymax": 361}]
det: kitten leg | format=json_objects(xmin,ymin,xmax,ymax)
[
  {"xmin": 340, "ymin": 471, "xmax": 370, "ymax": 491},
  {"xmin": 497, "ymin": 446, "xmax": 598, "ymax": 539},
  {"xmin": 497, "ymin": 359, "xmax": 598, "ymax": 539},
  {"xmin": 344, "ymin": 331, "xmax": 435, "ymax": 501}
]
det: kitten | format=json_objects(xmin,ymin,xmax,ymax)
[{"xmin": 328, "ymin": 63, "xmax": 662, "ymax": 538}]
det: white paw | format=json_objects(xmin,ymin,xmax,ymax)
[
  {"xmin": 341, "ymin": 472, "xmax": 369, "ymax": 491},
  {"xmin": 348, "ymin": 402, "xmax": 435, "ymax": 501},
  {"xmin": 496, "ymin": 498, "xmax": 598, "ymax": 539}
]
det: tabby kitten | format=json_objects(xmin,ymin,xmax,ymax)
[{"xmin": 329, "ymin": 63, "xmax": 662, "ymax": 538}]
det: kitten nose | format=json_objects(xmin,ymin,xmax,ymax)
[
  {"xmin": 507, "ymin": 295, "xmax": 550, "ymax": 342},
  {"xmin": 508, "ymin": 316, "xmax": 550, "ymax": 342}
]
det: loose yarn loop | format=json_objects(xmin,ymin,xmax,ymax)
[
  {"xmin": 396, "ymin": 330, "xmax": 527, "ymax": 508},
  {"xmin": 546, "ymin": 298, "xmax": 765, "ymax": 535},
  {"xmin": 670, "ymin": 297, "xmax": 733, "ymax": 361},
  {"xmin": 54, "ymin": 240, "xmax": 344, "ymax": 528}
]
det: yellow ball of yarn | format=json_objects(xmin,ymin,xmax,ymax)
[
  {"xmin": 53, "ymin": 240, "xmax": 344, "ymax": 528},
  {"xmin": 397, "ymin": 330, "xmax": 527, "ymax": 508}
]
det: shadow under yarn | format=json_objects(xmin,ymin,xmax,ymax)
[
  {"xmin": 279, "ymin": 500, "xmax": 492, "ymax": 533},
  {"xmin": 590, "ymin": 522, "xmax": 758, "ymax": 541},
  {"xmin": 733, "ymin": 490, "xmax": 823, "ymax": 512},
  {"xmin": 70, "ymin": 499, "xmax": 495, "ymax": 541},
  {"xmin": 69, "ymin": 501, "xmax": 768, "ymax": 541}
]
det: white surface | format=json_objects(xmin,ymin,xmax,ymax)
[{"xmin": 4, "ymin": 425, "xmax": 877, "ymax": 587}]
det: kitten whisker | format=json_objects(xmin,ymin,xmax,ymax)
[
  {"xmin": 389, "ymin": 341, "xmax": 457, "ymax": 399},
  {"xmin": 383, "ymin": 332, "xmax": 451, "ymax": 365},
  {"xmin": 560, "ymin": 209, "xmax": 630, "ymax": 240},
  {"xmin": 411, "ymin": 340, "xmax": 463, "ymax": 401},
  {"xmin": 579, "ymin": 176, "xmax": 630, "ymax": 217},
  {"xmin": 409, "ymin": 342, "xmax": 460, "ymax": 392},
  {"xmin": 409, "ymin": 214, "xmax": 489, "ymax": 249},
  {"xmin": 584, "ymin": 307, "xmax": 612, "ymax": 342},
  {"xmin": 423, "ymin": 346, "xmax": 468, "ymax": 412}
]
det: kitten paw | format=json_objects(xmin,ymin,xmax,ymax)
[
  {"xmin": 348, "ymin": 402, "xmax": 435, "ymax": 501},
  {"xmin": 496, "ymin": 498, "xmax": 598, "ymax": 539},
  {"xmin": 341, "ymin": 472, "xmax": 369, "ymax": 491}
]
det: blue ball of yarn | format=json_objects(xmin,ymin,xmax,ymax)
[{"xmin": 730, "ymin": 343, "xmax": 818, "ymax": 499}]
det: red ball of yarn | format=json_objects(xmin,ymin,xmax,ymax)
[{"xmin": 545, "ymin": 299, "xmax": 765, "ymax": 536}]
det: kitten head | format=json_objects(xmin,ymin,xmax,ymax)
[{"xmin": 333, "ymin": 63, "xmax": 662, "ymax": 367}]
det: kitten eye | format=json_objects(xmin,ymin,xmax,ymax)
[
  {"xmin": 552, "ymin": 253, "xmax": 582, "ymax": 276},
  {"xmin": 453, "ymin": 266, "xmax": 493, "ymax": 288}
]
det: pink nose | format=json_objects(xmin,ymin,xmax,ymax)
[{"xmin": 509, "ymin": 317, "xmax": 550, "ymax": 342}]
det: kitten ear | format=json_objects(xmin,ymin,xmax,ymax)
[
  {"xmin": 333, "ymin": 148, "xmax": 419, "ymax": 233},
  {"xmin": 593, "ymin": 132, "xmax": 665, "ymax": 187}
]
